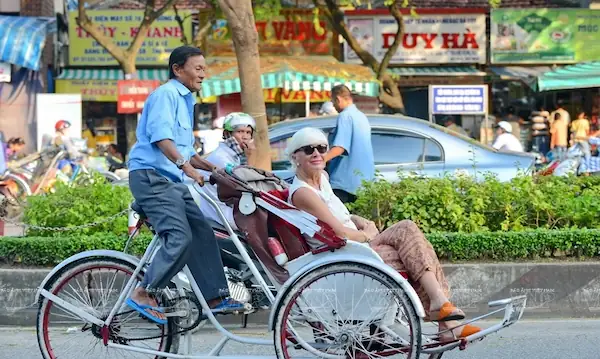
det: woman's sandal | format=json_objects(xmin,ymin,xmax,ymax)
[
  {"xmin": 429, "ymin": 302, "xmax": 466, "ymax": 322},
  {"xmin": 437, "ymin": 324, "xmax": 481, "ymax": 342}
]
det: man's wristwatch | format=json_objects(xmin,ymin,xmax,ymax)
[{"xmin": 175, "ymin": 158, "xmax": 187, "ymax": 169}]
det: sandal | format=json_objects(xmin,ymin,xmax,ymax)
[
  {"xmin": 429, "ymin": 302, "xmax": 466, "ymax": 322},
  {"xmin": 126, "ymin": 298, "xmax": 167, "ymax": 325},
  {"xmin": 438, "ymin": 324, "xmax": 481, "ymax": 342}
]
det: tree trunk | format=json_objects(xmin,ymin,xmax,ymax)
[
  {"xmin": 217, "ymin": 0, "xmax": 271, "ymax": 171},
  {"xmin": 121, "ymin": 57, "xmax": 137, "ymax": 78},
  {"xmin": 317, "ymin": 0, "xmax": 406, "ymax": 113}
]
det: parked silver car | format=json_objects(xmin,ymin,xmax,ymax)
[{"xmin": 268, "ymin": 114, "xmax": 536, "ymax": 183}]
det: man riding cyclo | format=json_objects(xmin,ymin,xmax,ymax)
[{"xmin": 126, "ymin": 45, "xmax": 245, "ymax": 324}]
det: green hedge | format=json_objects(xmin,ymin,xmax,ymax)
[
  {"xmin": 349, "ymin": 172, "xmax": 600, "ymax": 234},
  {"xmin": 2, "ymin": 229, "xmax": 600, "ymax": 266},
  {"xmin": 22, "ymin": 173, "xmax": 133, "ymax": 237}
]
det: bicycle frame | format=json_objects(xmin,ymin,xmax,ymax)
[{"xmin": 38, "ymin": 182, "xmax": 284, "ymax": 359}]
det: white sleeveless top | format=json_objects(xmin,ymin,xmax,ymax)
[{"xmin": 288, "ymin": 172, "xmax": 358, "ymax": 231}]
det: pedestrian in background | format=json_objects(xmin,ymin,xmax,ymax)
[
  {"xmin": 570, "ymin": 111, "xmax": 591, "ymax": 161},
  {"xmin": 323, "ymin": 85, "xmax": 374, "ymax": 204},
  {"xmin": 444, "ymin": 116, "xmax": 468, "ymax": 137},
  {"xmin": 492, "ymin": 121, "xmax": 523, "ymax": 152},
  {"xmin": 550, "ymin": 112, "xmax": 569, "ymax": 160}
]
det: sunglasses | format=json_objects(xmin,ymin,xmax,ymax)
[{"xmin": 295, "ymin": 144, "xmax": 328, "ymax": 155}]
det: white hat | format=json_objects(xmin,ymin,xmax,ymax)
[
  {"xmin": 285, "ymin": 127, "xmax": 329, "ymax": 170},
  {"xmin": 319, "ymin": 101, "xmax": 338, "ymax": 115},
  {"xmin": 496, "ymin": 121, "xmax": 513, "ymax": 133}
]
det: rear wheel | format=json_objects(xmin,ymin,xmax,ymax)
[{"xmin": 36, "ymin": 257, "xmax": 178, "ymax": 359}]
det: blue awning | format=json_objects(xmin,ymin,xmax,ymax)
[{"xmin": 0, "ymin": 16, "xmax": 56, "ymax": 71}]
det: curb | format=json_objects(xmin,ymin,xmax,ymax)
[{"xmin": 3, "ymin": 262, "xmax": 600, "ymax": 326}]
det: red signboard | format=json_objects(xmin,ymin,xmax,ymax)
[
  {"xmin": 117, "ymin": 80, "xmax": 160, "ymax": 114},
  {"xmin": 206, "ymin": 10, "xmax": 333, "ymax": 56}
]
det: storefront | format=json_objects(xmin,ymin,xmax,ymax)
[
  {"xmin": 342, "ymin": 8, "xmax": 488, "ymax": 136},
  {"xmin": 0, "ymin": 15, "xmax": 56, "ymax": 152},
  {"xmin": 55, "ymin": 9, "xmax": 197, "ymax": 155},
  {"xmin": 201, "ymin": 9, "xmax": 380, "ymax": 119},
  {"xmin": 202, "ymin": 56, "xmax": 381, "ymax": 122},
  {"xmin": 489, "ymin": 8, "xmax": 600, "ymax": 147}
]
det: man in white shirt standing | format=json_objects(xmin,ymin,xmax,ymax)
[{"xmin": 492, "ymin": 121, "xmax": 524, "ymax": 152}]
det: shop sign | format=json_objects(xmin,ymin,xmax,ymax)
[
  {"xmin": 206, "ymin": 10, "xmax": 333, "ymax": 56},
  {"xmin": 263, "ymin": 88, "xmax": 332, "ymax": 103},
  {"xmin": 0, "ymin": 62, "xmax": 10, "ymax": 82},
  {"xmin": 429, "ymin": 85, "xmax": 488, "ymax": 115},
  {"xmin": 55, "ymin": 79, "xmax": 118, "ymax": 102},
  {"xmin": 56, "ymin": 79, "xmax": 217, "ymax": 103},
  {"xmin": 491, "ymin": 9, "xmax": 600, "ymax": 64},
  {"xmin": 344, "ymin": 13, "xmax": 486, "ymax": 64},
  {"xmin": 117, "ymin": 80, "xmax": 160, "ymax": 114},
  {"xmin": 68, "ymin": 10, "xmax": 192, "ymax": 66}
]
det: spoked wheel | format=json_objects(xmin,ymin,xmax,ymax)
[
  {"xmin": 0, "ymin": 173, "xmax": 31, "ymax": 220},
  {"xmin": 274, "ymin": 263, "xmax": 422, "ymax": 359},
  {"xmin": 36, "ymin": 257, "xmax": 178, "ymax": 359}
]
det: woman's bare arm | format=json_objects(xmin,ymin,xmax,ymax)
[{"xmin": 291, "ymin": 188, "xmax": 370, "ymax": 243}]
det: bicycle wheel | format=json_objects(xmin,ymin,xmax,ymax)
[
  {"xmin": 274, "ymin": 262, "xmax": 422, "ymax": 359},
  {"xmin": 37, "ymin": 257, "xmax": 178, "ymax": 359},
  {"xmin": 0, "ymin": 172, "xmax": 31, "ymax": 220}
]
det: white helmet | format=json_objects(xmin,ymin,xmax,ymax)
[
  {"xmin": 319, "ymin": 101, "xmax": 338, "ymax": 115},
  {"xmin": 496, "ymin": 121, "xmax": 513, "ymax": 133},
  {"xmin": 223, "ymin": 112, "xmax": 256, "ymax": 132}
]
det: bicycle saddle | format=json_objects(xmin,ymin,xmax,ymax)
[{"xmin": 130, "ymin": 201, "xmax": 146, "ymax": 219}]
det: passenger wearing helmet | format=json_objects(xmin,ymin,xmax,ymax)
[
  {"xmin": 195, "ymin": 112, "xmax": 256, "ymax": 230},
  {"xmin": 53, "ymin": 120, "xmax": 81, "ymax": 173},
  {"xmin": 492, "ymin": 121, "xmax": 524, "ymax": 152}
]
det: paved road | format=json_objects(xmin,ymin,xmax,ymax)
[{"xmin": 3, "ymin": 319, "xmax": 598, "ymax": 359}]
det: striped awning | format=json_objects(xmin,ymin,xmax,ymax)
[
  {"xmin": 0, "ymin": 15, "xmax": 56, "ymax": 71},
  {"xmin": 537, "ymin": 62, "xmax": 600, "ymax": 92},
  {"xmin": 201, "ymin": 56, "xmax": 380, "ymax": 98},
  {"xmin": 388, "ymin": 66, "xmax": 487, "ymax": 77},
  {"xmin": 489, "ymin": 66, "xmax": 553, "ymax": 89},
  {"xmin": 56, "ymin": 68, "xmax": 169, "ymax": 81},
  {"xmin": 57, "ymin": 57, "xmax": 380, "ymax": 98}
]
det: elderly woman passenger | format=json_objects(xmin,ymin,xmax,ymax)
[{"xmin": 284, "ymin": 127, "xmax": 480, "ymax": 341}]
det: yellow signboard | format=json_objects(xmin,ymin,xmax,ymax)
[
  {"xmin": 56, "ymin": 80, "xmax": 331, "ymax": 104},
  {"xmin": 56, "ymin": 79, "xmax": 216, "ymax": 103},
  {"xmin": 68, "ymin": 10, "xmax": 192, "ymax": 66}
]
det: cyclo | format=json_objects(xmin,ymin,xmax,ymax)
[{"xmin": 34, "ymin": 167, "xmax": 527, "ymax": 359}]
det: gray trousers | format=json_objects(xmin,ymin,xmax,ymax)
[{"xmin": 129, "ymin": 169, "xmax": 229, "ymax": 301}]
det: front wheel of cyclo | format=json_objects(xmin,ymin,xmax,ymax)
[
  {"xmin": 274, "ymin": 263, "xmax": 422, "ymax": 359},
  {"xmin": 36, "ymin": 257, "xmax": 179, "ymax": 359}
]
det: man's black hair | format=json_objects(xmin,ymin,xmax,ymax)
[
  {"xmin": 168, "ymin": 46, "xmax": 204, "ymax": 79},
  {"xmin": 331, "ymin": 84, "xmax": 352, "ymax": 99}
]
